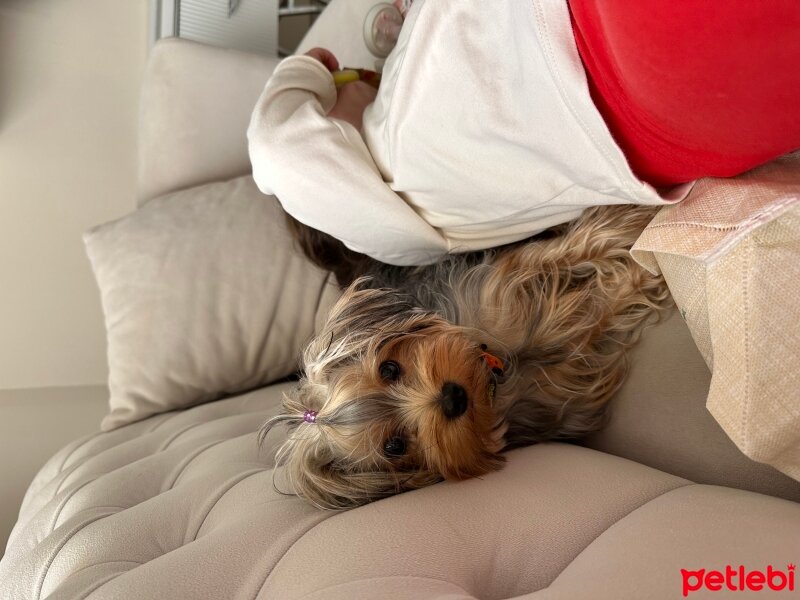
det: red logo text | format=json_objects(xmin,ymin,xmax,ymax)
[{"xmin": 681, "ymin": 565, "xmax": 795, "ymax": 596}]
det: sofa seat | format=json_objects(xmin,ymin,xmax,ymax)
[{"xmin": 1, "ymin": 381, "xmax": 797, "ymax": 600}]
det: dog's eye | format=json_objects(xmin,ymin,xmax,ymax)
[
  {"xmin": 383, "ymin": 436, "xmax": 406, "ymax": 458},
  {"xmin": 379, "ymin": 360, "xmax": 401, "ymax": 382}
]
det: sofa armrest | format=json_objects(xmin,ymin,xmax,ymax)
[
  {"xmin": 583, "ymin": 309, "xmax": 800, "ymax": 502},
  {"xmin": 0, "ymin": 386, "xmax": 108, "ymax": 554},
  {"xmin": 137, "ymin": 38, "xmax": 280, "ymax": 205}
]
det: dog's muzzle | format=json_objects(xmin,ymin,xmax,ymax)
[{"xmin": 440, "ymin": 382, "xmax": 469, "ymax": 419}]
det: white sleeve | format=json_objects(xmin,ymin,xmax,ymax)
[{"xmin": 247, "ymin": 55, "xmax": 448, "ymax": 266}]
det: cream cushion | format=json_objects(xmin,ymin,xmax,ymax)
[
  {"xmin": 84, "ymin": 176, "xmax": 340, "ymax": 431},
  {"xmin": 632, "ymin": 153, "xmax": 800, "ymax": 480},
  {"xmin": 137, "ymin": 38, "xmax": 281, "ymax": 205}
]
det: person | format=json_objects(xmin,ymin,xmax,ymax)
[{"xmin": 247, "ymin": 0, "xmax": 800, "ymax": 272}]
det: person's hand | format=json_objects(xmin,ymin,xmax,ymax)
[
  {"xmin": 304, "ymin": 47, "xmax": 376, "ymax": 130},
  {"xmin": 328, "ymin": 81, "xmax": 378, "ymax": 131},
  {"xmin": 304, "ymin": 47, "xmax": 339, "ymax": 72}
]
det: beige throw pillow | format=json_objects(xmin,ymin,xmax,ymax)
[
  {"xmin": 631, "ymin": 153, "xmax": 800, "ymax": 480},
  {"xmin": 85, "ymin": 176, "xmax": 340, "ymax": 431}
]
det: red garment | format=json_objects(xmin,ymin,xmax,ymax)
[{"xmin": 568, "ymin": 0, "xmax": 800, "ymax": 186}]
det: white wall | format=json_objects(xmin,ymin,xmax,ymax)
[{"xmin": 0, "ymin": 0, "xmax": 148, "ymax": 389}]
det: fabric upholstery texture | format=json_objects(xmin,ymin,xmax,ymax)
[
  {"xmin": 2, "ymin": 382, "xmax": 799, "ymax": 599},
  {"xmin": 84, "ymin": 176, "xmax": 340, "ymax": 431},
  {"xmin": 632, "ymin": 153, "xmax": 800, "ymax": 481}
]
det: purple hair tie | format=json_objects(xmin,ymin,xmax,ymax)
[{"xmin": 303, "ymin": 410, "xmax": 318, "ymax": 424}]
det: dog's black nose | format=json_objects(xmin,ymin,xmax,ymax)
[{"xmin": 440, "ymin": 382, "xmax": 469, "ymax": 419}]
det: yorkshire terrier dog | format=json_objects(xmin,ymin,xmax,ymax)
[{"xmin": 260, "ymin": 206, "xmax": 670, "ymax": 509}]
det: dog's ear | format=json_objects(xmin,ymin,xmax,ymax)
[
  {"xmin": 304, "ymin": 280, "xmax": 439, "ymax": 382},
  {"xmin": 325, "ymin": 278, "xmax": 421, "ymax": 327}
]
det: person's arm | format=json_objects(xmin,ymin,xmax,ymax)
[{"xmin": 247, "ymin": 53, "xmax": 448, "ymax": 266}]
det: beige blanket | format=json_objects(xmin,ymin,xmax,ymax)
[{"xmin": 632, "ymin": 153, "xmax": 800, "ymax": 481}]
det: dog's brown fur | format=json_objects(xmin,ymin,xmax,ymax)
[{"xmin": 261, "ymin": 206, "xmax": 670, "ymax": 509}]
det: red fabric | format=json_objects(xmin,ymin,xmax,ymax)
[{"xmin": 568, "ymin": 0, "xmax": 800, "ymax": 186}]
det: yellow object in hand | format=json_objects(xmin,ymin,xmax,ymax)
[
  {"xmin": 333, "ymin": 69, "xmax": 361, "ymax": 87},
  {"xmin": 332, "ymin": 68, "xmax": 382, "ymax": 89}
]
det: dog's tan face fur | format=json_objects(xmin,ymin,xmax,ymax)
[
  {"xmin": 260, "ymin": 287, "xmax": 508, "ymax": 509},
  {"xmin": 333, "ymin": 321, "xmax": 505, "ymax": 480},
  {"xmin": 261, "ymin": 206, "xmax": 670, "ymax": 510}
]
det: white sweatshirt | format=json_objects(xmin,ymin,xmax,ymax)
[{"xmin": 248, "ymin": 0, "xmax": 690, "ymax": 266}]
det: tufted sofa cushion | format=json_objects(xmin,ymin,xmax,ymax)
[{"xmin": 2, "ymin": 382, "xmax": 798, "ymax": 599}]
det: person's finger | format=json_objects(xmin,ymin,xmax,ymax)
[
  {"xmin": 305, "ymin": 47, "xmax": 339, "ymax": 72},
  {"xmin": 320, "ymin": 49, "xmax": 339, "ymax": 72},
  {"xmin": 340, "ymin": 80, "xmax": 377, "ymax": 100}
]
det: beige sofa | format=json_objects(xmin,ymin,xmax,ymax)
[{"xmin": 1, "ymin": 9, "xmax": 799, "ymax": 599}]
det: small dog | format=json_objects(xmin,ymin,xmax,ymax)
[{"xmin": 260, "ymin": 206, "xmax": 670, "ymax": 509}]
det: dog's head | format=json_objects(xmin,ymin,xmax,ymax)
[{"xmin": 260, "ymin": 279, "xmax": 506, "ymax": 509}]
